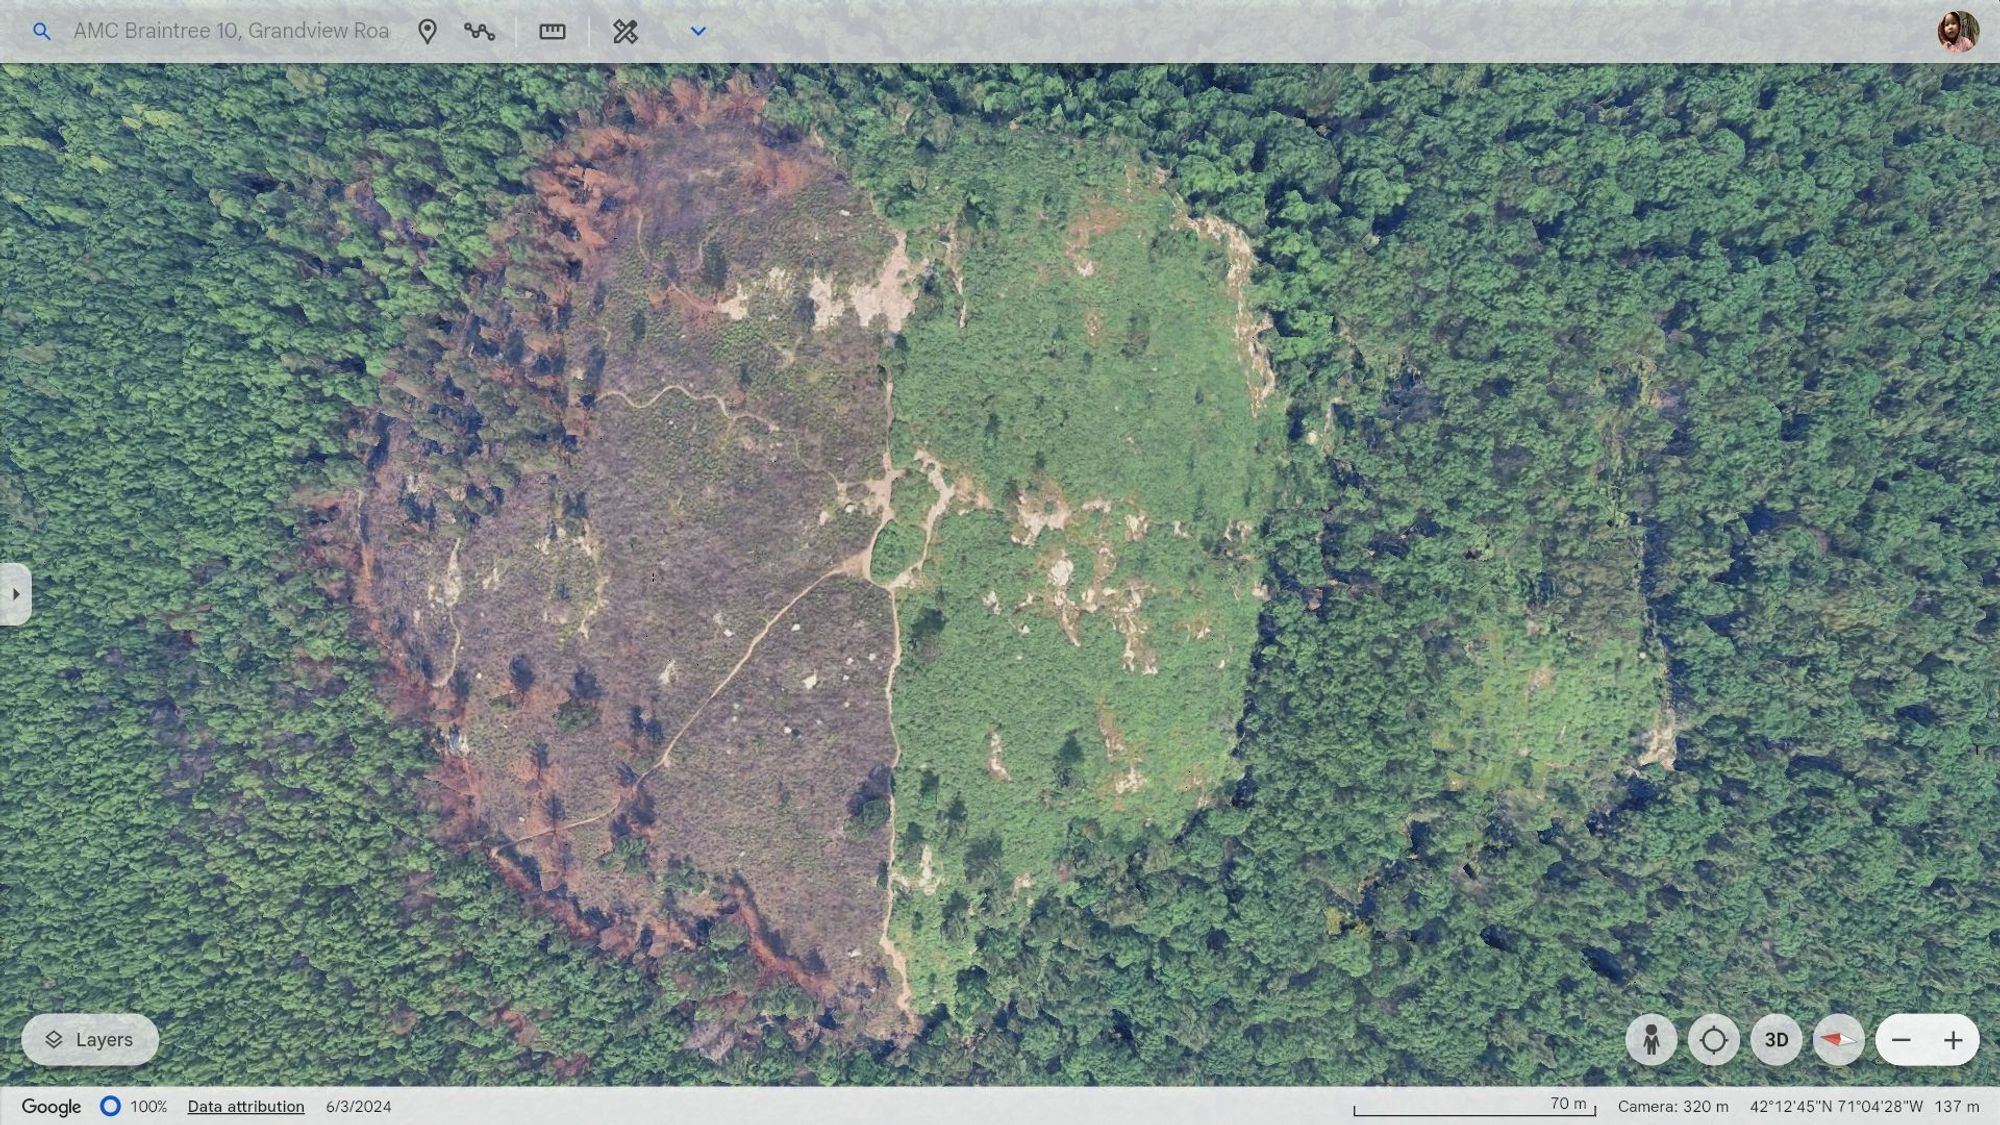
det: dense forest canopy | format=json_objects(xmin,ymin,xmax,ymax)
[{"xmin": 2, "ymin": 62, "xmax": 1996, "ymax": 1085}]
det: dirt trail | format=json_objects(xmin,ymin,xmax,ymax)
[
  {"xmin": 883, "ymin": 449, "xmax": 958, "ymax": 590},
  {"xmin": 498, "ymin": 555, "xmax": 855, "ymax": 859},
  {"xmin": 602, "ymin": 379, "xmax": 883, "ymax": 512},
  {"xmin": 866, "ymin": 371, "xmax": 921, "ymax": 1031},
  {"xmin": 873, "ymin": 567, "xmax": 918, "ymax": 1028},
  {"xmin": 599, "ymin": 381, "xmax": 787, "ymax": 433},
  {"xmin": 640, "ymin": 547, "xmax": 873, "ymax": 780}
]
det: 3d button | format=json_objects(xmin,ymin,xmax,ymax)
[
  {"xmin": 1875, "ymin": 1014, "xmax": 1978, "ymax": 1067},
  {"xmin": 1813, "ymin": 1013, "xmax": 1866, "ymax": 1066},
  {"xmin": 0, "ymin": 562, "xmax": 29, "ymax": 626},
  {"xmin": 1626, "ymin": 1013, "xmax": 1677, "ymax": 1066},
  {"xmin": 1751, "ymin": 1013, "xmax": 1803, "ymax": 1066},
  {"xmin": 21, "ymin": 1013, "xmax": 158, "ymax": 1067},
  {"xmin": 1687, "ymin": 1013, "xmax": 1740, "ymax": 1065}
]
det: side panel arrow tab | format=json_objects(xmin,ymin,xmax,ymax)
[{"xmin": 1, "ymin": 562, "xmax": 31, "ymax": 626}]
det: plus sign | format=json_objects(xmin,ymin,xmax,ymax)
[{"xmin": 1946, "ymin": 1030, "xmax": 1964, "ymax": 1050}]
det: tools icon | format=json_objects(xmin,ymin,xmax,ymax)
[
  {"xmin": 612, "ymin": 18, "xmax": 640, "ymax": 44},
  {"xmin": 463, "ymin": 21, "xmax": 495, "ymax": 41}
]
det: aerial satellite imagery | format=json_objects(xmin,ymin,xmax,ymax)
[{"xmin": 1, "ymin": 63, "xmax": 1995, "ymax": 1085}]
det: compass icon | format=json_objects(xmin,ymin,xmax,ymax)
[{"xmin": 1814, "ymin": 1014, "xmax": 1866, "ymax": 1065}]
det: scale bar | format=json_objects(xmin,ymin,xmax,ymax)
[{"xmin": 1360, "ymin": 1104, "xmax": 1592, "ymax": 1112}]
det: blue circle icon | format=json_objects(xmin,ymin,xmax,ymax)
[{"xmin": 100, "ymin": 1094, "xmax": 122, "ymax": 1118}]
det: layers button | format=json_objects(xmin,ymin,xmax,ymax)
[
  {"xmin": 21, "ymin": 1012, "xmax": 158, "ymax": 1066},
  {"xmin": 1875, "ymin": 1013, "xmax": 1979, "ymax": 1067}
]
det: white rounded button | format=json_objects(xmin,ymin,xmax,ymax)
[
  {"xmin": 1875, "ymin": 1014, "xmax": 1978, "ymax": 1067},
  {"xmin": 1751, "ymin": 1013, "xmax": 1803, "ymax": 1066},
  {"xmin": 1626, "ymin": 1014, "xmax": 1677, "ymax": 1066},
  {"xmin": 1688, "ymin": 1013, "xmax": 1740, "ymax": 1065},
  {"xmin": 1814, "ymin": 1013, "xmax": 1866, "ymax": 1065}
]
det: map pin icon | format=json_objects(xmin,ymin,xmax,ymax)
[{"xmin": 418, "ymin": 18, "xmax": 437, "ymax": 43}]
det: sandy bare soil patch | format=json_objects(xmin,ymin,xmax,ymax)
[{"xmin": 1180, "ymin": 214, "xmax": 1279, "ymax": 415}]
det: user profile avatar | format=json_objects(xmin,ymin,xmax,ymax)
[{"xmin": 1939, "ymin": 10, "xmax": 1979, "ymax": 52}]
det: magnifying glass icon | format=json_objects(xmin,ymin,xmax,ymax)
[{"xmin": 32, "ymin": 20, "xmax": 51, "ymax": 39}]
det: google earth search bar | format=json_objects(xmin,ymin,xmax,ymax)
[{"xmin": 0, "ymin": 0, "xmax": 1987, "ymax": 62}]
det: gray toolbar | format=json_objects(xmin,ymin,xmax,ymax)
[{"xmin": 1, "ymin": 0, "xmax": 1993, "ymax": 63}]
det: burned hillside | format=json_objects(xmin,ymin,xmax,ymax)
[{"xmin": 350, "ymin": 81, "xmax": 915, "ymax": 1041}]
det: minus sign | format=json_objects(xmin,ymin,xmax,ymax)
[{"xmin": 1891, "ymin": 1037, "xmax": 1913, "ymax": 1042}]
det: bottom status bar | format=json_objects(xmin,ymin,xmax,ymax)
[{"xmin": 4, "ymin": 1087, "xmax": 1997, "ymax": 1125}]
